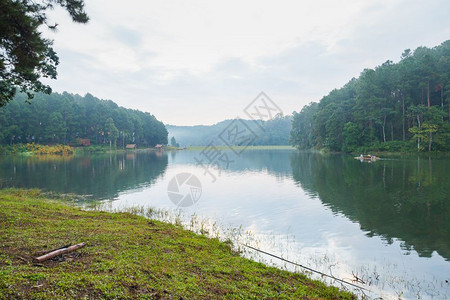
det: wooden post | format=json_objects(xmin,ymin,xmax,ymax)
[{"xmin": 34, "ymin": 243, "xmax": 86, "ymax": 262}]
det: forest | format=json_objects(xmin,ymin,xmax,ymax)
[
  {"xmin": 290, "ymin": 40, "xmax": 450, "ymax": 152},
  {"xmin": 0, "ymin": 92, "xmax": 168, "ymax": 148}
]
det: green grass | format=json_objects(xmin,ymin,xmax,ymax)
[{"xmin": 0, "ymin": 189, "xmax": 354, "ymax": 299}]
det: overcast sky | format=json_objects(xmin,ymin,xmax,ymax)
[{"xmin": 43, "ymin": 0, "xmax": 450, "ymax": 125}]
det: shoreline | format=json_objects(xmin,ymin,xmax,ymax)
[{"xmin": 0, "ymin": 189, "xmax": 354, "ymax": 299}]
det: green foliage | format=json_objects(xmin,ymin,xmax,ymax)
[
  {"xmin": 290, "ymin": 102, "xmax": 318, "ymax": 149},
  {"xmin": 408, "ymin": 106, "xmax": 447, "ymax": 151},
  {"xmin": 290, "ymin": 40, "xmax": 450, "ymax": 152},
  {"xmin": 0, "ymin": 0, "xmax": 88, "ymax": 106},
  {"xmin": 170, "ymin": 136, "xmax": 180, "ymax": 147},
  {"xmin": 105, "ymin": 117, "xmax": 119, "ymax": 149},
  {"xmin": 0, "ymin": 92, "xmax": 168, "ymax": 147},
  {"xmin": 342, "ymin": 122, "xmax": 361, "ymax": 152},
  {"xmin": 255, "ymin": 114, "xmax": 292, "ymax": 145},
  {"xmin": 356, "ymin": 140, "xmax": 412, "ymax": 153},
  {"xmin": 45, "ymin": 112, "xmax": 67, "ymax": 143}
]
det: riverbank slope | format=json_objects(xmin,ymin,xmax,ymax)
[{"xmin": 0, "ymin": 189, "xmax": 353, "ymax": 299}]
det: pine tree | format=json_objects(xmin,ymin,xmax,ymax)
[{"xmin": 0, "ymin": 0, "xmax": 88, "ymax": 106}]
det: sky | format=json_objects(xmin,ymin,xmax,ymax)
[{"xmin": 43, "ymin": 0, "xmax": 450, "ymax": 125}]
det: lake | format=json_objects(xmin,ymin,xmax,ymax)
[{"xmin": 1, "ymin": 149, "xmax": 449, "ymax": 299}]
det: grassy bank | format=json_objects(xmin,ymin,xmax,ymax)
[
  {"xmin": 0, "ymin": 189, "xmax": 353, "ymax": 299},
  {"xmin": 0, "ymin": 144, "xmax": 74, "ymax": 155},
  {"xmin": 0, "ymin": 144, "xmax": 175, "ymax": 156}
]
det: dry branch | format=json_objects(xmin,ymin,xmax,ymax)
[
  {"xmin": 35, "ymin": 244, "xmax": 71, "ymax": 255},
  {"xmin": 34, "ymin": 243, "xmax": 86, "ymax": 262}
]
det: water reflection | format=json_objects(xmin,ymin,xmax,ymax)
[
  {"xmin": 0, "ymin": 151, "xmax": 168, "ymax": 199},
  {"xmin": 168, "ymin": 149, "xmax": 293, "ymax": 178},
  {"xmin": 290, "ymin": 152, "xmax": 450, "ymax": 261}
]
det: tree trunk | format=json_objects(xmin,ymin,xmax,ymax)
[
  {"xmin": 391, "ymin": 123, "xmax": 394, "ymax": 141},
  {"xmin": 402, "ymin": 94, "xmax": 406, "ymax": 141},
  {"xmin": 428, "ymin": 131, "xmax": 432, "ymax": 151},
  {"xmin": 421, "ymin": 86, "xmax": 424, "ymax": 106},
  {"xmin": 427, "ymin": 81, "xmax": 431, "ymax": 108}
]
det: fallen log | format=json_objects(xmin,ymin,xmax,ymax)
[
  {"xmin": 34, "ymin": 243, "xmax": 86, "ymax": 263},
  {"xmin": 35, "ymin": 244, "xmax": 71, "ymax": 255}
]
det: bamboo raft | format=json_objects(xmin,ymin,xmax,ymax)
[{"xmin": 354, "ymin": 155, "xmax": 379, "ymax": 162}]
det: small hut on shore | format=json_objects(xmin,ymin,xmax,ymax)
[{"xmin": 77, "ymin": 138, "xmax": 90, "ymax": 146}]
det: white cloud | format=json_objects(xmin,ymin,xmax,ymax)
[{"xmin": 42, "ymin": 0, "xmax": 450, "ymax": 125}]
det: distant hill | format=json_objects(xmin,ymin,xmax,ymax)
[{"xmin": 167, "ymin": 116, "xmax": 291, "ymax": 147}]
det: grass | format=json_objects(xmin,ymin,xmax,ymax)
[{"xmin": 0, "ymin": 189, "xmax": 354, "ymax": 299}]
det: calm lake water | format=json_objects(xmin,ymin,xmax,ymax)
[{"xmin": 1, "ymin": 149, "xmax": 449, "ymax": 299}]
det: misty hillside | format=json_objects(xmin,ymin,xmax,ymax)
[{"xmin": 167, "ymin": 116, "xmax": 291, "ymax": 147}]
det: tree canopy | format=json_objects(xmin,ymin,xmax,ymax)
[
  {"xmin": 0, "ymin": 0, "xmax": 88, "ymax": 106},
  {"xmin": 290, "ymin": 40, "xmax": 450, "ymax": 152},
  {"xmin": 0, "ymin": 92, "xmax": 168, "ymax": 147}
]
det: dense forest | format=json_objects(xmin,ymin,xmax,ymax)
[
  {"xmin": 290, "ymin": 40, "xmax": 450, "ymax": 152},
  {"xmin": 167, "ymin": 115, "xmax": 291, "ymax": 147},
  {"xmin": 0, "ymin": 92, "xmax": 168, "ymax": 147}
]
